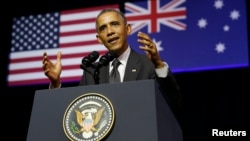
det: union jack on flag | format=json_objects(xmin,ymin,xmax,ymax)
[
  {"xmin": 125, "ymin": 0, "xmax": 248, "ymax": 72},
  {"xmin": 125, "ymin": 0, "xmax": 186, "ymax": 34}
]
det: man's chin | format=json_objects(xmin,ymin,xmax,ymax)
[{"xmin": 108, "ymin": 45, "xmax": 120, "ymax": 51}]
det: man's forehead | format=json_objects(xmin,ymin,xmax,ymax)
[
  {"xmin": 97, "ymin": 12, "xmax": 122, "ymax": 25},
  {"xmin": 98, "ymin": 12, "xmax": 120, "ymax": 20}
]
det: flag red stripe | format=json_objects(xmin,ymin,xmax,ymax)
[
  {"xmin": 168, "ymin": 20, "xmax": 186, "ymax": 29},
  {"xmin": 59, "ymin": 40, "xmax": 100, "ymax": 48},
  {"xmin": 60, "ymin": 29, "xmax": 97, "ymax": 36},
  {"xmin": 8, "ymin": 78, "xmax": 51, "ymax": 86},
  {"xmin": 162, "ymin": 0, "xmax": 180, "ymax": 10},
  {"xmin": 151, "ymin": 0, "xmax": 157, "ymax": 32},
  {"xmin": 126, "ymin": 10, "xmax": 186, "ymax": 21}
]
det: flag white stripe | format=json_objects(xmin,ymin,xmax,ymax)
[
  {"xmin": 8, "ymin": 69, "xmax": 82, "ymax": 81},
  {"xmin": 10, "ymin": 44, "xmax": 107, "ymax": 59},
  {"xmin": 59, "ymin": 33, "xmax": 97, "ymax": 44},
  {"xmin": 60, "ymin": 22, "xmax": 96, "ymax": 33},
  {"xmin": 125, "ymin": 3, "xmax": 148, "ymax": 13},
  {"xmin": 61, "ymin": 11, "xmax": 100, "ymax": 22},
  {"xmin": 10, "ymin": 57, "xmax": 85, "ymax": 70}
]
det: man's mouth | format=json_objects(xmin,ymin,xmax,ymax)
[{"xmin": 108, "ymin": 37, "xmax": 119, "ymax": 44}]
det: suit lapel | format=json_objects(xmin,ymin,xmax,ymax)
[
  {"xmin": 97, "ymin": 50, "xmax": 142, "ymax": 83},
  {"xmin": 124, "ymin": 50, "xmax": 141, "ymax": 81}
]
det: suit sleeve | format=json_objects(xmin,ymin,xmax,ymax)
[{"xmin": 156, "ymin": 68, "xmax": 183, "ymax": 127}]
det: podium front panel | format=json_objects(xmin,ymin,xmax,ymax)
[{"xmin": 26, "ymin": 79, "xmax": 182, "ymax": 141}]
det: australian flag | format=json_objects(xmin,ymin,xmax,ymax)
[{"xmin": 125, "ymin": 0, "xmax": 248, "ymax": 72}]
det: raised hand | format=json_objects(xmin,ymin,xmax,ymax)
[
  {"xmin": 137, "ymin": 31, "xmax": 164, "ymax": 68},
  {"xmin": 42, "ymin": 51, "xmax": 62, "ymax": 88}
]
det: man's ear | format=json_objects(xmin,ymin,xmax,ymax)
[
  {"xmin": 96, "ymin": 35, "xmax": 103, "ymax": 44},
  {"xmin": 126, "ymin": 24, "xmax": 132, "ymax": 35}
]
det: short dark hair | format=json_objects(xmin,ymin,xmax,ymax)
[{"xmin": 95, "ymin": 8, "xmax": 127, "ymax": 31}]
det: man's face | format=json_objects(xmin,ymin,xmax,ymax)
[{"xmin": 96, "ymin": 11, "xmax": 131, "ymax": 56}]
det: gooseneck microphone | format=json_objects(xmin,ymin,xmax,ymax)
[
  {"xmin": 97, "ymin": 50, "xmax": 117, "ymax": 67},
  {"xmin": 93, "ymin": 51, "xmax": 117, "ymax": 84},
  {"xmin": 80, "ymin": 51, "xmax": 99, "ymax": 69},
  {"xmin": 79, "ymin": 50, "xmax": 117, "ymax": 85}
]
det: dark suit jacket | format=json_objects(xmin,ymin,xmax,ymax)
[{"xmin": 80, "ymin": 49, "xmax": 183, "ymax": 126}]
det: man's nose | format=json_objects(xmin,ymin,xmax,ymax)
[{"xmin": 107, "ymin": 26, "xmax": 114, "ymax": 35}]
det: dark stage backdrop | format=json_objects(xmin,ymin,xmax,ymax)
[{"xmin": 1, "ymin": 0, "xmax": 249, "ymax": 141}]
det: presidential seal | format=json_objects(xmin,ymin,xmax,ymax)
[{"xmin": 63, "ymin": 93, "xmax": 115, "ymax": 141}]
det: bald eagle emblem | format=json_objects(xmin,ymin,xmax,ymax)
[
  {"xmin": 63, "ymin": 93, "xmax": 115, "ymax": 141},
  {"xmin": 75, "ymin": 107, "xmax": 106, "ymax": 138}
]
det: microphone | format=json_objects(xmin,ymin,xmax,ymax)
[
  {"xmin": 92, "ymin": 51, "xmax": 116, "ymax": 84},
  {"xmin": 80, "ymin": 51, "xmax": 99, "ymax": 68},
  {"xmin": 98, "ymin": 51, "xmax": 117, "ymax": 67}
]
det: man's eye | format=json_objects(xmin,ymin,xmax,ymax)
[
  {"xmin": 99, "ymin": 27, "xmax": 105, "ymax": 32},
  {"xmin": 112, "ymin": 22, "xmax": 119, "ymax": 26}
]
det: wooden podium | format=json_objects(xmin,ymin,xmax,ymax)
[{"xmin": 26, "ymin": 79, "xmax": 182, "ymax": 141}]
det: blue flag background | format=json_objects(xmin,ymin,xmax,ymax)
[{"xmin": 125, "ymin": 0, "xmax": 248, "ymax": 72}]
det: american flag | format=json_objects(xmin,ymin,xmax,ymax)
[
  {"xmin": 8, "ymin": 4, "xmax": 119, "ymax": 86},
  {"xmin": 125, "ymin": 0, "xmax": 248, "ymax": 72}
]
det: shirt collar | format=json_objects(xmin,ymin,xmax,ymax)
[{"xmin": 117, "ymin": 46, "xmax": 130, "ymax": 65}]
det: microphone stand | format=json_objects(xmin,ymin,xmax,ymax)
[
  {"xmin": 81, "ymin": 51, "xmax": 116, "ymax": 85},
  {"xmin": 93, "ymin": 64, "xmax": 101, "ymax": 85},
  {"xmin": 81, "ymin": 63, "xmax": 101, "ymax": 85}
]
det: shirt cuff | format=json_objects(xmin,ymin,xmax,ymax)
[
  {"xmin": 49, "ymin": 82, "xmax": 61, "ymax": 89},
  {"xmin": 155, "ymin": 62, "xmax": 169, "ymax": 78}
]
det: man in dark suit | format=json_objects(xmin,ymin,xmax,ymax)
[{"xmin": 42, "ymin": 8, "xmax": 182, "ymax": 127}]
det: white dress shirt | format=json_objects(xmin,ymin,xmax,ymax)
[{"xmin": 109, "ymin": 46, "xmax": 169, "ymax": 82}]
